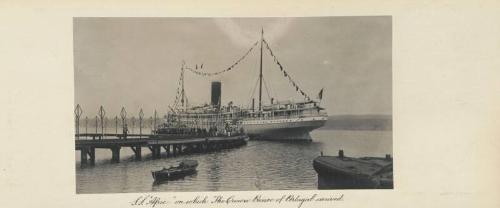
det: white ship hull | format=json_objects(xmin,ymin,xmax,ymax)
[{"xmin": 242, "ymin": 116, "xmax": 328, "ymax": 141}]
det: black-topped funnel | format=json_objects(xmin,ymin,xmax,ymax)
[{"xmin": 211, "ymin": 81, "xmax": 221, "ymax": 109}]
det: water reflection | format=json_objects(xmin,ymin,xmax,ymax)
[{"xmin": 76, "ymin": 129, "xmax": 392, "ymax": 193}]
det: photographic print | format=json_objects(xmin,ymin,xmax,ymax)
[{"xmin": 74, "ymin": 17, "xmax": 392, "ymax": 193}]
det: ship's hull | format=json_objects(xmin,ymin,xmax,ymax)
[{"xmin": 242, "ymin": 116, "xmax": 327, "ymax": 141}]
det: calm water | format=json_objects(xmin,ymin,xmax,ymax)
[{"xmin": 75, "ymin": 129, "xmax": 392, "ymax": 193}]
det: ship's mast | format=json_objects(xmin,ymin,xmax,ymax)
[
  {"xmin": 258, "ymin": 28, "xmax": 264, "ymax": 112},
  {"xmin": 181, "ymin": 63, "xmax": 186, "ymax": 111}
]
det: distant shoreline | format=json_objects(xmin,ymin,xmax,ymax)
[{"xmin": 320, "ymin": 114, "xmax": 392, "ymax": 131}]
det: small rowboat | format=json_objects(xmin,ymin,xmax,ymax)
[{"xmin": 152, "ymin": 160, "xmax": 198, "ymax": 181}]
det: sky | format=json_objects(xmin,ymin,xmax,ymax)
[{"xmin": 74, "ymin": 17, "xmax": 392, "ymax": 118}]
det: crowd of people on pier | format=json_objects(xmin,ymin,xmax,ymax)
[{"xmin": 153, "ymin": 122, "xmax": 244, "ymax": 138}]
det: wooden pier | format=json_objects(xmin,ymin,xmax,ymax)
[
  {"xmin": 73, "ymin": 105, "xmax": 248, "ymax": 167},
  {"xmin": 75, "ymin": 134, "xmax": 248, "ymax": 167}
]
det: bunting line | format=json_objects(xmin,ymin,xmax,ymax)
[
  {"xmin": 263, "ymin": 39, "xmax": 312, "ymax": 101},
  {"xmin": 185, "ymin": 41, "xmax": 259, "ymax": 76},
  {"xmin": 173, "ymin": 64, "xmax": 185, "ymax": 108}
]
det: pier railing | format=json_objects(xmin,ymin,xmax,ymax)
[{"xmin": 74, "ymin": 105, "xmax": 160, "ymax": 140}]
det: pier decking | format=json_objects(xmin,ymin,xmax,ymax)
[{"xmin": 75, "ymin": 133, "xmax": 248, "ymax": 167}]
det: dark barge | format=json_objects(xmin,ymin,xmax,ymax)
[{"xmin": 313, "ymin": 150, "xmax": 393, "ymax": 189}]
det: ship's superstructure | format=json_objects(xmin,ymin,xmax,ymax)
[{"xmin": 158, "ymin": 77, "xmax": 243, "ymax": 137}]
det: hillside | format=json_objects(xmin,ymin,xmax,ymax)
[{"xmin": 321, "ymin": 114, "xmax": 392, "ymax": 131}]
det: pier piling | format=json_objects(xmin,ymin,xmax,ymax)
[
  {"xmin": 80, "ymin": 147, "xmax": 95, "ymax": 167},
  {"xmin": 130, "ymin": 146, "xmax": 141, "ymax": 160},
  {"xmin": 89, "ymin": 147, "xmax": 95, "ymax": 166},
  {"xmin": 111, "ymin": 146, "xmax": 120, "ymax": 163},
  {"xmin": 80, "ymin": 148, "xmax": 88, "ymax": 167},
  {"xmin": 150, "ymin": 146, "xmax": 161, "ymax": 159},
  {"xmin": 172, "ymin": 144, "xmax": 177, "ymax": 157},
  {"xmin": 156, "ymin": 146, "xmax": 161, "ymax": 159}
]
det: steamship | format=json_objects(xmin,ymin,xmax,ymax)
[{"xmin": 162, "ymin": 29, "xmax": 328, "ymax": 141}]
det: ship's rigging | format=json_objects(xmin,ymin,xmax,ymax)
[{"xmin": 171, "ymin": 29, "xmax": 320, "ymax": 112}]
